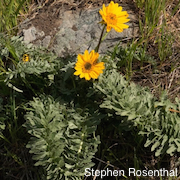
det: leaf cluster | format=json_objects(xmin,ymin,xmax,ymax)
[
  {"xmin": 0, "ymin": 35, "xmax": 103, "ymax": 179},
  {"xmin": 0, "ymin": 35, "xmax": 62, "ymax": 94},
  {"xmin": 0, "ymin": 97, "xmax": 5, "ymax": 138},
  {"xmin": 24, "ymin": 96, "xmax": 101, "ymax": 180},
  {"xmin": 1, "ymin": 33, "xmax": 180, "ymax": 179},
  {"xmin": 95, "ymin": 61, "xmax": 180, "ymax": 156}
]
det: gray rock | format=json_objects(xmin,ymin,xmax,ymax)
[
  {"xmin": 20, "ymin": 4, "xmax": 138, "ymax": 57},
  {"xmin": 23, "ymin": 26, "xmax": 45, "ymax": 44},
  {"xmin": 42, "ymin": 35, "xmax": 51, "ymax": 48},
  {"xmin": 23, "ymin": 26, "xmax": 37, "ymax": 43},
  {"xmin": 52, "ymin": 7, "xmax": 138, "ymax": 57}
]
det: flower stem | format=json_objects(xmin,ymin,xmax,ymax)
[{"xmin": 95, "ymin": 24, "xmax": 106, "ymax": 52}]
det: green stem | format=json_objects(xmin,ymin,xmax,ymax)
[
  {"xmin": 95, "ymin": 25, "xmax": 106, "ymax": 52},
  {"xmin": 71, "ymin": 76, "xmax": 76, "ymax": 89}
]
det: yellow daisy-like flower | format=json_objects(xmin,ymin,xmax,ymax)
[
  {"xmin": 99, "ymin": 1, "xmax": 130, "ymax": 32},
  {"xmin": 22, "ymin": 54, "xmax": 30, "ymax": 62},
  {"xmin": 74, "ymin": 50, "xmax": 105, "ymax": 81}
]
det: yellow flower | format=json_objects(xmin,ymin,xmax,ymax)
[
  {"xmin": 22, "ymin": 54, "xmax": 30, "ymax": 62},
  {"xmin": 99, "ymin": 1, "xmax": 130, "ymax": 32},
  {"xmin": 74, "ymin": 50, "xmax": 105, "ymax": 81}
]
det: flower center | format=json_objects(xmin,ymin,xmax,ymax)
[
  {"xmin": 107, "ymin": 13, "xmax": 117, "ymax": 25},
  {"xmin": 84, "ymin": 62, "xmax": 92, "ymax": 70}
]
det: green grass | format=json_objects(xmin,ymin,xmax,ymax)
[
  {"xmin": 117, "ymin": 0, "xmax": 179, "ymax": 75},
  {"xmin": 0, "ymin": 0, "xmax": 29, "ymax": 34}
]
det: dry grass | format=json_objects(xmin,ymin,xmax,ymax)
[{"xmin": 128, "ymin": 0, "xmax": 180, "ymax": 102}]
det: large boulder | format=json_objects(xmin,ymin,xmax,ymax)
[{"xmin": 19, "ymin": 1, "xmax": 138, "ymax": 57}]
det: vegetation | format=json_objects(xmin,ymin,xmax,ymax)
[{"xmin": 0, "ymin": 0, "xmax": 180, "ymax": 179}]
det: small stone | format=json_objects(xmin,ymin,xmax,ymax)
[
  {"xmin": 23, "ymin": 26, "xmax": 37, "ymax": 43},
  {"xmin": 23, "ymin": 26, "xmax": 45, "ymax": 43}
]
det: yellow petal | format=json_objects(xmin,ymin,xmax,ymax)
[
  {"xmin": 77, "ymin": 54, "xmax": 85, "ymax": 64},
  {"xmin": 85, "ymin": 73, "xmax": 91, "ymax": 80},
  {"xmin": 107, "ymin": 1, "xmax": 114, "ymax": 14},
  {"xmin": 106, "ymin": 25, "xmax": 112, "ymax": 32},
  {"xmin": 92, "ymin": 53, "xmax": 99, "ymax": 64},
  {"xmin": 93, "ymin": 68, "xmax": 104, "ymax": 75},
  {"xmin": 117, "ymin": 11, "xmax": 128, "ymax": 17},
  {"xmin": 90, "ymin": 71, "xmax": 99, "ymax": 79},
  {"xmin": 95, "ymin": 62, "xmax": 105, "ymax": 68},
  {"xmin": 117, "ymin": 18, "xmax": 130, "ymax": 24},
  {"xmin": 84, "ymin": 50, "xmax": 89, "ymax": 61},
  {"xmin": 114, "ymin": 6, "xmax": 122, "ymax": 14},
  {"xmin": 89, "ymin": 50, "xmax": 94, "ymax": 60},
  {"xmin": 80, "ymin": 73, "xmax": 85, "ymax": 79},
  {"xmin": 113, "ymin": 26, "xmax": 123, "ymax": 32},
  {"xmin": 115, "ymin": 23, "xmax": 129, "ymax": 31},
  {"xmin": 75, "ymin": 63, "xmax": 83, "ymax": 70},
  {"xmin": 102, "ymin": 4, "xmax": 107, "ymax": 15},
  {"xmin": 74, "ymin": 70, "xmax": 81, "ymax": 75}
]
